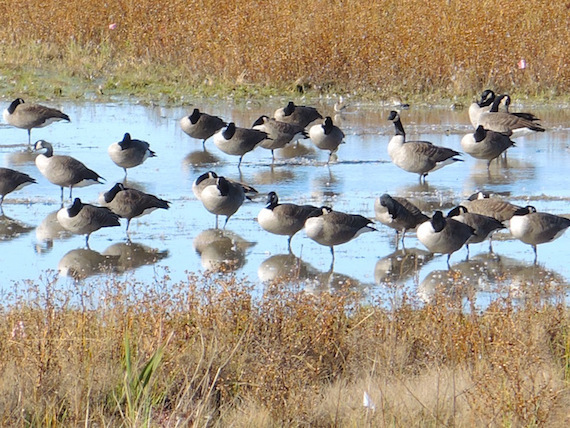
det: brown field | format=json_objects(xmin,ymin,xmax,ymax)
[
  {"xmin": 0, "ymin": 0, "xmax": 568, "ymax": 100},
  {"xmin": 1, "ymin": 273, "xmax": 569, "ymax": 426}
]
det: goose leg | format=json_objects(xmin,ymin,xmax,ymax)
[
  {"xmin": 69, "ymin": 186, "xmax": 73, "ymax": 200},
  {"xmin": 215, "ymin": 215, "xmax": 219, "ymax": 229},
  {"xmin": 238, "ymin": 156, "xmax": 243, "ymax": 169},
  {"xmin": 446, "ymin": 253, "xmax": 452, "ymax": 270},
  {"xmin": 532, "ymin": 245, "xmax": 538, "ymax": 264},
  {"xmin": 27, "ymin": 129, "xmax": 32, "ymax": 146},
  {"xmin": 223, "ymin": 216, "xmax": 230, "ymax": 230},
  {"xmin": 287, "ymin": 236, "xmax": 293, "ymax": 253}
]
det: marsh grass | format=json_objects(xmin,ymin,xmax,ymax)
[
  {"xmin": 0, "ymin": 271, "xmax": 569, "ymax": 426},
  {"xmin": 0, "ymin": 1, "xmax": 568, "ymax": 101}
]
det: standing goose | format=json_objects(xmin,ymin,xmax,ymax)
[
  {"xmin": 108, "ymin": 133, "xmax": 156, "ymax": 177},
  {"xmin": 462, "ymin": 192, "xmax": 522, "ymax": 222},
  {"xmin": 252, "ymin": 115, "xmax": 307, "ymax": 160},
  {"xmin": 304, "ymin": 206, "xmax": 376, "ymax": 262},
  {"xmin": 460, "ymin": 125, "xmax": 515, "ymax": 168},
  {"xmin": 180, "ymin": 108, "xmax": 226, "ymax": 148},
  {"xmin": 416, "ymin": 211, "xmax": 475, "ymax": 266},
  {"xmin": 0, "ymin": 167, "xmax": 36, "ymax": 208},
  {"xmin": 257, "ymin": 191, "xmax": 321, "ymax": 251},
  {"xmin": 100, "ymin": 183, "xmax": 170, "ymax": 233},
  {"xmin": 468, "ymin": 90, "xmax": 496, "ymax": 128},
  {"xmin": 374, "ymin": 193, "xmax": 428, "ymax": 247},
  {"xmin": 57, "ymin": 198, "xmax": 120, "ymax": 246},
  {"xmin": 213, "ymin": 122, "xmax": 268, "ymax": 167},
  {"xmin": 308, "ymin": 116, "xmax": 345, "ymax": 163},
  {"xmin": 192, "ymin": 171, "xmax": 257, "ymax": 201},
  {"xmin": 3, "ymin": 98, "xmax": 70, "ymax": 145},
  {"xmin": 34, "ymin": 140, "xmax": 104, "ymax": 201},
  {"xmin": 387, "ymin": 111, "xmax": 462, "ymax": 182},
  {"xmin": 199, "ymin": 176, "xmax": 249, "ymax": 229},
  {"xmin": 477, "ymin": 95, "xmax": 545, "ymax": 134},
  {"xmin": 447, "ymin": 205, "xmax": 505, "ymax": 255},
  {"xmin": 508, "ymin": 205, "xmax": 570, "ymax": 263},
  {"xmin": 274, "ymin": 101, "xmax": 323, "ymax": 128}
]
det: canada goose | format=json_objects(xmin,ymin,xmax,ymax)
[
  {"xmin": 374, "ymin": 194, "xmax": 428, "ymax": 246},
  {"xmin": 33, "ymin": 140, "xmax": 104, "ymax": 201},
  {"xmin": 508, "ymin": 205, "xmax": 570, "ymax": 263},
  {"xmin": 308, "ymin": 116, "xmax": 345, "ymax": 163},
  {"xmin": 462, "ymin": 192, "xmax": 522, "ymax": 222},
  {"xmin": 108, "ymin": 133, "xmax": 156, "ymax": 177},
  {"xmin": 213, "ymin": 122, "xmax": 268, "ymax": 167},
  {"xmin": 460, "ymin": 125, "xmax": 515, "ymax": 168},
  {"xmin": 179, "ymin": 108, "xmax": 226, "ymax": 148},
  {"xmin": 468, "ymin": 90, "xmax": 496, "ymax": 128},
  {"xmin": 416, "ymin": 211, "xmax": 475, "ymax": 266},
  {"xmin": 257, "ymin": 191, "xmax": 321, "ymax": 251},
  {"xmin": 192, "ymin": 171, "xmax": 257, "ymax": 201},
  {"xmin": 477, "ymin": 95, "xmax": 545, "ymax": 134},
  {"xmin": 3, "ymin": 98, "xmax": 70, "ymax": 145},
  {"xmin": 447, "ymin": 205, "xmax": 505, "ymax": 255},
  {"xmin": 57, "ymin": 198, "xmax": 120, "ymax": 246},
  {"xmin": 304, "ymin": 206, "xmax": 376, "ymax": 261},
  {"xmin": 500, "ymin": 95, "xmax": 541, "ymax": 122},
  {"xmin": 101, "ymin": 183, "xmax": 170, "ymax": 233},
  {"xmin": 0, "ymin": 167, "xmax": 36, "ymax": 207},
  {"xmin": 274, "ymin": 101, "xmax": 323, "ymax": 128},
  {"xmin": 252, "ymin": 115, "xmax": 307, "ymax": 160},
  {"xmin": 387, "ymin": 111, "xmax": 462, "ymax": 182},
  {"xmin": 199, "ymin": 176, "xmax": 248, "ymax": 228}
]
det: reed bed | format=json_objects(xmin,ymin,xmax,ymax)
[
  {"xmin": 1, "ymin": 272, "xmax": 569, "ymax": 426},
  {"xmin": 0, "ymin": 0, "xmax": 568, "ymax": 100}
]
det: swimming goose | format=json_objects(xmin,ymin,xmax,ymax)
[
  {"xmin": 257, "ymin": 191, "xmax": 321, "ymax": 251},
  {"xmin": 308, "ymin": 116, "xmax": 345, "ymax": 163},
  {"xmin": 0, "ymin": 167, "xmax": 36, "ymax": 207},
  {"xmin": 304, "ymin": 206, "xmax": 376, "ymax": 261},
  {"xmin": 100, "ymin": 183, "xmax": 170, "ymax": 233},
  {"xmin": 468, "ymin": 90, "xmax": 496, "ymax": 128},
  {"xmin": 108, "ymin": 133, "xmax": 156, "ymax": 177},
  {"xmin": 447, "ymin": 205, "xmax": 505, "ymax": 255},
  {"xmin": 57, "ymin": 198, "xmax": 120, "ymax": 246},
  {"xmin": 274, "ymin": 101, "xmax": 323, "ymax": 128},
  {"xmin": 3, "ymin": 98, "xmax": 70, "ymax": 145},
  {"xmin": 192, "ymin": 171, "xmax": 257, "ymax": 201},
  {"xmin": 508, "ymin": 205, "xmax": 570, "ymax": 263},
  {"xmin": 387, "ymin": 111, "xmax": 462, "ymax": 182},
  {"xmin": 416, "ymin": 211, "xmax": 475, "ymax": 266},
  {"xmin": 460, "ymin": 125, "xmax": 515, "ymax": 168},
  {"xmin": 34, "ymin": 140, "xmax": 104, "ymax": 201},
  {"xmin": 477, "ymin": 95, "xmax": 545, "ymax": 134},
  {"xmin": 180, "ymin": 108, "xmax": 226, "ymax": 148},
  {"xmin": 374, "ymin": 194, "xmax": 428, "ymax": 246},
  {"xmin": 213, "ymin": 122, "xmax": 268, "ymax": 167},
  {"xmin": 461, "ymin": 192, "xmax": 522, "ymax": 222},
  {"xmin": 199, "ymin": 176, "xmax": 249, "ymax": 229},
  {"xmin": 252, "ymin": 115, "xmax": 307, "ymax": 160}
]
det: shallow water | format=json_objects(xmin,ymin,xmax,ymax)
[{"xmin": 1, "ymin": 98, "xmax": 569, "ymax": 305}]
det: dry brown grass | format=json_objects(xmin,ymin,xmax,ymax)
[
  {"xmin": 1, "ymin": 272, "xmax": 569, "ymax": 426},
  {"xmin": 0, "ymin": 0, "xmax": 568, "ymax": 100}
]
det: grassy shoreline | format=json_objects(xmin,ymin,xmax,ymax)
[{"xmin": 1, "ymin": 272, "xmax": 569, "ymax": 426}]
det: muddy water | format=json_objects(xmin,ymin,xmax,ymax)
[{"xmin": 0, "ymin": 98, "xmax": 569, "ymax": 305}]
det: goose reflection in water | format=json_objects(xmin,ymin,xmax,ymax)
[
  {"xmin": 0, "ymin": 214, "xmax": 34, "ymax": 241},
  {"xmin": 257, "ymin": 253, "xmax": 319, "ymax": 283},
  {"xmin": 253, "ymin": 166, "xmax": 295, "ymax": 186},
  {"xmin": 182, "ymin": 149, "xmax": 221, "ymax": 172},
  {"xmin": 58, "ymin": 248, "xmax": 120, "ymax": 280},
  {"xmin": 193, "ymin": 228, "xmax": 255, "ymax": 272},
  {"xmin": 418, "ymin": 252, "xmax": 567, "ymax": 303},
  {"xmin": 35, "ymin": 210, "xmax": 74, "ymax": 253},
  {"xmin": 102, "ymin": 241, "xmax": 169, "ymax": 272},
  {"xmin": 275, "ymin": 141, "xmax": 316, "ymax": 160},
  {"xmin": 374, "ymin": 248, "xmax": 434, "ymax": 287}
]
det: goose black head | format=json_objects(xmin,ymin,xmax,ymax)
[
  {"xmin": 103, "ymin": 182, "xmax": 125, "ymax": 203},
  {"xmin": 513, "ymin": 205, "xmax": 536, "ymax": 216},
  {"xmin": 189, "ymin": 108, "xmax": 201, "ymax": 124},
  {"xmin": 7, "ymin": 98, "xmax": 25, "ymax": 114},
  {"xmin": 323, "ymin": 116, "xmax": 334, "ymax": 135},
  {"xmin": 283, "ymin": 102, "xmax": 295, "ymax": 116},
  {"xmin": 252, "ymin": 115, "xmax": 269, "ymax": 127},
  {"xmin": 195, "ymin": 171, "xmax": 218, "ymax": 186},
  {"xmin": 430, "ymin": 211, "xmax": 446, "ymax": 233},
  {"xmin": 265, "ymin": 191, "xmax": 279, "ymax": 208},
  {"xmin": 222, "ymin": 123, "xmax": 236, "ymax": 140},
  {"xmin": 67, "ymin": 198, "xmax": 84, "ymax": 217}
]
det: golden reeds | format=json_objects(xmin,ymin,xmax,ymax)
[
  {"xmin": 0, "ymin": 0, "xmax": 568, "ymax": 99},
  {"xmin": 0, "ymin": 272, "xmax": 569, "ymax": 425}
]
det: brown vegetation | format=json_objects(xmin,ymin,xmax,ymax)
[
  {"xmin": 1, "ymin": 272, "xmax": 569, "ymax": 426},
  {"xmin": 0, "ymin": 0, "xmax": 568, "ymax": 100}
]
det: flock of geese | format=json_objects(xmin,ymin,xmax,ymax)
[{"xmin": 0, "ymin": 92, "xmax": 569, "ymax": 274}]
